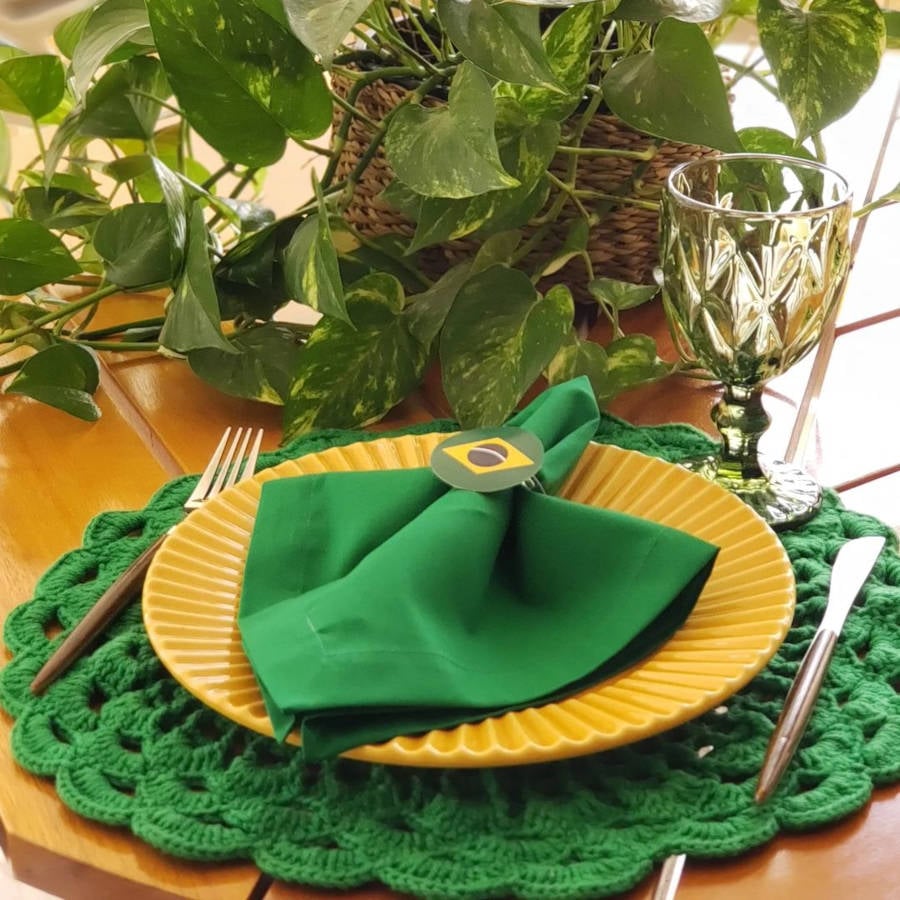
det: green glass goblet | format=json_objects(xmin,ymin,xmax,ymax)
[{"xmin": 658, "ymin": 153, "xmax": 853, "ymax": 529}]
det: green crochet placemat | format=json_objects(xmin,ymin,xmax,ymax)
[{"xmin": 2, "ymin": 414, "xmax": 900, "ymax": 900}]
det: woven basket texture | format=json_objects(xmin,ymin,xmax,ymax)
[{"xmin": 331, "ymin": 73, "xmax": 716, "ymax": 299}]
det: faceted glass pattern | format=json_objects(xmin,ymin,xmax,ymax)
[
  {"xmin": 661, "ymin": 157, "xmax": 853, "ymax": 386},
  {"xmin": 659, "ymin": 154, "xmax": 853, "ymax": 528}
]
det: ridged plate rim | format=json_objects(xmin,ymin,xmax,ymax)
[{"xmin": 143, "ymin": 436, "xmax": 795, "ymax": 767}]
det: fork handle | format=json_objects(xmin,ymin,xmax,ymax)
[{"xmin": 30, "ymin": 533, "xmax": 167, "ymax": 696}]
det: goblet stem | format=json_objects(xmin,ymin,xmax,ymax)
[{"xmin": 711, "ymin": 384, "xmax": 770, "ymax": 483}]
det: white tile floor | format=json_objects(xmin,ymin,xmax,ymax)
[{"xmin": 0, "ymin": 845, "xmax": 57, "ymax": 900}]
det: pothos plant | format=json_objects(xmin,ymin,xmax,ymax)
[{"xmin": 0, "ymin": 0, "xmax": 887, "ymax": 439}]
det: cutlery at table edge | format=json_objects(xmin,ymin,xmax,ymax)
[
  {"xmin": 754, "ymin": 534, "xmax": 885, "ymax": 804},
  {"xmin": 651, "ymin": 534, "xmax": 886, "ymax": 899},
  {"xmin": 29, "ymin": 427, "xmax": 264, "ymax": 696}
]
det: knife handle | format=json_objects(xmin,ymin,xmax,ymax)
[
  {"xmin": 30, "ymin": 533, "xmax": 167, "ymax": 696},
  {"xmin": 755, "ymin": 628, "xmax": 838, "ymax": 803}
]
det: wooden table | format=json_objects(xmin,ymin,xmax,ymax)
[{"xmin": 4, "ymin": 25, "xmax": 900, "ymax": 900}]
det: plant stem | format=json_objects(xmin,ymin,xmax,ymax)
[
  {"xmin": 811, "ymin": 132, "xmax": 827, "ymax": 162},
  {"xmin": 379, "ymin": 24, "xmax": 439, "ymax": 75},
  {"xmin": 59, "ymin": 277, "xmax": 102, "ymax": 287},
  {"xmin": 546, "ymin": 172, "xmax": 592, "ymax": 222},
  {"xmin": 351, "ymin": 26, "xmax": 387, "ymax": 55},
  {"xmin": 534, "ymin": 88, "xmax": 606, "ymax": 229},
  {"xmin": 0, "ymin": 358, "xmax": 26, "ymax": 377},
  {"xmin": 31, "ymin": 120, "xmax": 46, "ymax": 160},
  {"xmin": 510, "ymin": 221, "xmax": 555, "ymax": 268},
  {"xmin": 296, "ymin": 140, "xmax": 334, "ymax": 158},
  {"xmin": 79, "ymin": 316, "xmax": 166, "ymax": 340},
  {"xmin": 396, "ymin": 0, "xmax": 442, "ymax": 60},
  {"xmin": 202, "ymin": 161, "xmax": 237, "ymax": 189},
  {"xmin": 321, "ymin": 65, "xmax": 430, "ymax": 189},
  {"xmin": 555, "ymin": 144, "xmax": 657, "ymax": 161},
  {"xmin": 330, "ymin": 90, "xmax": 381, "ymax": 131},
  {"xmin": 0, "ymin": 284, "xmax": 119, "ymax": 344},
  {"xmin": 572, "ymin": 188, "xmax": 658, "ymax": 211},
  {"xmin": 71, "ymin": 338, "xmax": 160, "ymax": 351},
  {"xmin": 127, "ymin": 90, "xmax": 184, "ymax": 117},
  {"xmin": 716, "ymin": 55, "xmax": 779, "ymax": 98},
  {"xmin": 229, "ymin": 168, "xmax": 258, "ymax": 199},
  {"xmin": 332, "ymin": 49, "xmax": 392, "ymax": 68},
  {"xmin": 338, "ymin": 71, "xmax": 448, "ymax": 210},
  {"xmin": 11, "ymin": 154, "xmax": 41, "ymax": 194}
]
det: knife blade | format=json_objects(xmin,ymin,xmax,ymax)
[{"xmin": 755, "ymin": 534, "xmax": 886, "ymax": 804}]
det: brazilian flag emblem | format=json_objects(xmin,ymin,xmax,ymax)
[{"xmin": 430, "ymin": 427, "xmax": 544, "ymax": 493}]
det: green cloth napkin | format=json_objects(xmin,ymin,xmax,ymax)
[{"xmin": 238, "ymin": 378, "xmax": 719, "ymax": 761}]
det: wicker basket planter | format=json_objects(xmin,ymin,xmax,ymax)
[{"xmin": 331, "ymin": 74, "xmax": 716, "ymax": 301}]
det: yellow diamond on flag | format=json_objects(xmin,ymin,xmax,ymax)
[
  {"xmin": 431, "ymin": 427, "xmax": 545, "ymax": 493},
  {"xmin": 442, "ymin": 437, "xmax": 536, "ymax": 475}
]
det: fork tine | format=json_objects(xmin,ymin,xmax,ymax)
[
  {"xmin": 223, "ymin": 428, "xmax": 253, "ymax": 490},
  {"xmin": 240, "ymin": 428, "xmax": 264, "ymax": 482},
  {"xmin": 209, "ymin": 427, "xmax": 244, "ymax": 497},
  {"xmin": 185, "ymin": 427, "xmax": 231, "ymax": 506}
]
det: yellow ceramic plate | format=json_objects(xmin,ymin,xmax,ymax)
[{"xmin": 143, "ymin": 436, "xmax": 795, "ymax": 768}]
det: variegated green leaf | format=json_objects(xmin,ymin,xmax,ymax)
[
  {"xmin": 330, "ymin": 222, "xmax": 425, "ymax": 292},
  {"xmin": 5, "ymin": 344, "xmax": 100, "ymax": 421},
  {"xmin": 857, "ymin": 178, "xmax": 900, "ymax": 216},
  {"xmin": 71, "ymin": 0, "xmax": 154, "ymax": 98},
  {"xmin": 436, "ymin": 0, "xmax": 561, "ymax": 90},
  {"xmin": 93, "ymin": 203, "xmax": 175, "ymax": 288},
  {"xmin": 758, "ymin": 0, "xmax": 884, "ymax": 141},
  {"xmin": 189, "ymin": 321, "xmax": 306, "ymax": 404},
  {"xmin": 78, "ymin": 56, "xmax": 170, "ymax": 140},
  {"xmin": 149, "ymin": 156, "xmax": 188, "ymax": 273},
  {"xmin": 54, "ymin": 8, "xmax": 95, "ymax": 59},
  {"xmin": 380, "ymin": 179, "xmax": 422, "ymax": 219},
  {"xmin": 537, "ymin": 218, "xmax": 589, "ymax": 279},
  {"xmin": 495, "ymin": 3, "xmax": 602, "ymax": 122},
  {"xmin": 407, "ymin": 118, "xmax": 558, "ymax": 251},
  {"xmin": 545, "ymin": 331, "xmax": 610, "ymax": 400},
  {"xmin": 604, "ymin": 334, "xmax": 672, "ymax": 396},
  {"xmin": 43, "ymin": 111, "xmax": 84, "ymax": 187},
  {"xmin": 14, "ymin": 187, "xmax": 109, "ymax": 231},
  {"xmin": 604, "ymin": 19, "xmax": 742, "ymax": 151},
  {"xmin": 385, "ymin": 63, "xmax": 519, "ymax": 199},
  {"xmin": 0, "ymin": 55, "xmax": 65, "ymax": 120},
  {"xmin": 472, "ymin": 231, "xmax": 523, "ymax": 272},
  {"xmin": 615, "ymin": 0, "xmax": 729, "ymax": 21},
  {"xmin": 0, "ymin": 302, "xmax": 57, "ymax": 352},
  {"xmin": 738, "ymin": 126, "xmax": 815, "ymax": 158},
  {"xmin": 589, "ymin": 277, "xmax": 658, "ymax": 312},
  {"xmin": 440, "ymin": 267, "xmax": 573, "ymax": 426},
  {"xmin": 0, "ymin": 219, "xmax": 80, "ymax": 296},
  {"xmin": 283, "ymin": 273, "xmax": 428, "ymax": 438},
  {"xmin": 282, "ymin": 0, "xmax": 374, "ymax": 65},
  {"xmin": 405, "ymin": 263, "xmax": 473, "ymax": 347},
  {"xmin": 159, "ymin": 203, "xmax": 236, "ymax": 355},
  {"xmin": 147, "ymin": 0, "xmax": 331, "ymax": 166},
  {"xmin": 283, "ymin": 214, "xmax": 349, "ymax": 325}
]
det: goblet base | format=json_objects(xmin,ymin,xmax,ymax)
[{"xmin": 680, "ymin": 456, "xmax": 822, "ymax": 530}]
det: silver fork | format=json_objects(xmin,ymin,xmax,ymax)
[{"xmin": 30, "ymin": 427, "xmax": 264, "ymax": 695}]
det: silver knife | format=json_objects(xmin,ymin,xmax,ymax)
[
  {"xmin": 755, "ymin": 534, "xmax": 886, "ymax": 804},
  {"xmin": 651, "ymin": 853, "xmax": 686, "ymax": 900}
]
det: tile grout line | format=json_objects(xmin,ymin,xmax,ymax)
[
  {"xmin": 98, "ymin": 360, "xmax": 186, "ymax": 479},
  {"xmin": 835, "ymin": 461, "xmax": 900, "ymax": 494},
  {"xmin": 784, "ymin": 77, "xmax": 900, "ymax": 466},
  {"xmin": 98, "ymin": 362, "xmax": 275, "ymax": 896}
]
